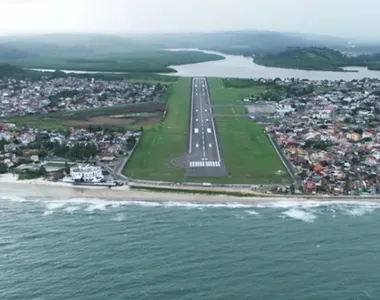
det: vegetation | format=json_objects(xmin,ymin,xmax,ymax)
[
  {"xmin": 253, "ymin": 46, "xmax": 380, "ymax": 72},
  {"xmin": 18, "ymin": 166, "xmax": 46, "ymax": 180},
  {"xmin": 0, "ymin": 44, "xmax": 36, "ymax": 60},
  {"xmin": 223, "ymin": 78, "xmax": 261, "ymax": 88},
  {"xmin": 253, "ymin": 47, "xmax": 356, "ymax": 72},
  {"xmin": 5, "ymin": 50, "xmax": 224, "ymax": 73},
  {"xmin": 123, "ymin": 78, "xmax": 190, "ymax": 181},
  {"xmin": 9, "ymin": 101, "xmax": 167, "ymax": 130},
  {"xmin": 206, "ymin": 78, "xmax": 291, "ymax": 184},
  {"xmin": 213, "ymin": 106, "xmax": 247, "ymax": 115},
  {"xmin": 0, "ymin": 162, "xmax": 7, "ymax": 174},
  {"xmin": 27, "ymin": 133, "xmax": 99, "ymax": 161}
]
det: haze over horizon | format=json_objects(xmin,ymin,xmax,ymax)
[{"xmin": 0, "ymin": 0, "xmax": 379, "ymax": 41}]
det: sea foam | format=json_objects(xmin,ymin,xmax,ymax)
[{"xmin": 282, "ymin": 208, "xmax": 317, "ymax": 223}]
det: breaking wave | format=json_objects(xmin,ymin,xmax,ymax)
[
  {"xmin": 1, "ymin": 196, "xmax": 380, "ymax": 222},
  {"xmin": 282, "ymin": 208, "xmax": 316, "ymax": 223}
]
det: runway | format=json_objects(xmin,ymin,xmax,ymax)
[{"xmin": 186, "ymin": 77, "xmax": 227, "ymax": 177}]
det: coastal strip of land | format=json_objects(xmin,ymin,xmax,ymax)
[{"xmin": 2, "ymin": 174, "xmax": 380, "ymax": 203}]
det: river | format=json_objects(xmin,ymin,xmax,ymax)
[{"xmin": 30, "ymin": 49, "xmax": 380, "ymax": 80}]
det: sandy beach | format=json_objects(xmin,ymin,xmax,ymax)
[{"xmin": 1, "ymin": 173, "xmax": 380, "ymax": 203}]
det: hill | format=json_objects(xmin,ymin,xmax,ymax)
[
  {"xmin": 253, "ymin": 47, "xmax": 355, "ymax": 71},
  {"xmin": 0, "ymin": 44, "xmax": 36, "ymax": 60},
  {"xmin": 0, "ymin": 30, "xmax": 349, "ymax": 56}
]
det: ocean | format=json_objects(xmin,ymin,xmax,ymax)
[{"xmin": 1, "ymin": 196, "xmax": 380, "ymax": 299}]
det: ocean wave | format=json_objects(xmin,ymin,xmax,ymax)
[
  {"xmin": 112, "ymin": 213, "xmax": 125, "ymax": 222},
  {"xmin": 256, "ymin": 200, "xmax": 380, "ymax": 209},
  {"xmin": 245, "ymin": 210, "xmax": 259, "ymax": 216},
  {"xmin": 282, "ymin": 208, "xmax": 317, "ymax": 222},
  {"xmin": 340, "ymin": 206, "xmax": 376, "ymax": 216},
  {"xmin": 64, "ymin": 206, "xmax": 81, "ymax": 213},
  {"xmin": 1, "ymin": 196, "xmax": 380, "ymax": 218},
  {"xmin": 43, "ymin": 210, "xmax": 54, "ymax": 216}
]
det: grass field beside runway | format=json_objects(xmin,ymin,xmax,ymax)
[
  {"xmin": 123, "ymin": 77, "xmax": 190, "ymax": 181},
  {"xmin": 214, "ymin": 118, "xmax": 291, "ymax": 184},
  {"xmin": 207, "ymin": 77, "xmax": 267, "ymax": 105},
  {"xmin": 213, "ymin": 106, "xmax": 247, "ymax": 115},
  {"xmin": 208, "ymin": 78, "xmax": 291, "ymax": 184}
]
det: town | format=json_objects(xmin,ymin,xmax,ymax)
[
  {"xmin": 264, "ymin": 77, "xmax": 380, "ymax": 195},
  {"xmin": 0, "ymin": 76, "xmax": 167, "ymax": 117},
  {"xmin": 0, "ymin": 122, "xmax": 140, "ymax": 184},
  {"xmin": 2, "ymin": 73, "xmax": 380, "ymax": 196}
]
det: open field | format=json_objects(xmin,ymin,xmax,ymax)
[
  {"xmin": 123, "ymin": 78, "xmax": 191, "ymax": 181},
  {"xmin": 213, "ymin": 105, "xmax": 247, "ymax": 115},
  {"xmin": 213, "ymin": 118, "xmax": 290, "ymax": 184},
  {"xmin": 207, "ymin": 78, "xmax": 290, "ymax": 184},
  {"xmin": 8, "ymin": 102, "xmax": 168, "ymax": 130},
  {"xmin": 7, "ymin": 50, "xmax": 224, "ymax": 73},
  {"xmin": 207, "ymin": 78, "xmax": 268, "ymax": 105}
]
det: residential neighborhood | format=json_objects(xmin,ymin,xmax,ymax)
[
  {"xmin": 0, "ymin": 122, "xmax": 140, "ymax": 181},
  {"xmin": 265, "ymin": 77, "xmax": 380, "ymax": 195},
  {"xmin": 0, "ymin": 76, "xmax": 167, "ymax": 117}
]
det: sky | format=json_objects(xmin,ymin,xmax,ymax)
[{"xmin": 0, "ymin": 0, "xmax": 378, "ymax": 40}]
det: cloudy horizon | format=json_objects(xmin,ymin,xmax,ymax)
[{"xmin": 0, "ymin": 0, "xmax": 379, "ymax": 41}]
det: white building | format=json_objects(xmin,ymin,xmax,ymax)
[{"xmin": 70, "ymin": 164, "xmax": 104, "ymax": 182}]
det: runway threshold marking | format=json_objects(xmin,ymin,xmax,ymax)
[{"xmin": 189, "ymin": 161, "xmax": 221, "ymax": 167}]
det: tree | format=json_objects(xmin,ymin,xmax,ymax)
[
  {"xmin": 38, "ymin": 166, "xmax": 46, "ymax": 176},
  {"xmin": 290, "ymin": 183, "xmax": 295, "ymax": 195},
  {"xmin": 0, "ymin": 162, "xmax": 7, "ymax": 174},
  {"xmin": 64, "ymin": 162, "xmax": 70, "ymax": 174}
]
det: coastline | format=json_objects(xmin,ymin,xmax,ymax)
[{"xmin": 2, "ymin": 173, "xmax": 380, "ymax": 204}]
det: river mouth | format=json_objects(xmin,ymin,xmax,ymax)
[{"xmin": 29, "ymin": 48, "xmax": 380, "ymax": 80}]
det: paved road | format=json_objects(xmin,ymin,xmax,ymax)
[{"xmin": 186, "ymin": 77, "xmax": 227, "ymax": 177}]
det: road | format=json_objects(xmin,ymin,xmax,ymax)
[{"xmin": 186, "ymin": 77, "xmax": 227, "ymax": 177}]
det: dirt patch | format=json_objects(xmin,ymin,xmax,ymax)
[
  {"xmin": 62, "ymin": 116, "xmax": 163, "ymax": 127},
  {"xmin": 134, "ymin": 117, "xmax": 162, "ymax": 125},
  {"xmin": 59, "ymin": 103, "xmax": 168, "ymax": 128}
]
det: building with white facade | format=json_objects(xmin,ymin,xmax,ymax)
[{"xmin": 70, "ymin": 164, "xmax": 104, "ymax": 182}]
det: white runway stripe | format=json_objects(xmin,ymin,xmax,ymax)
[{"xmin": 190, "ymin": 161, "xmax": 221, "ymax": 168}]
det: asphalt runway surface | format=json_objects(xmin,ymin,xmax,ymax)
[{"xmin": 186, "ymin": 77, "xmax": 227, "ymax": 178}]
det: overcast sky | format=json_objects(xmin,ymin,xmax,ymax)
[{"xmin": 0, "ymin": 0, "xmax": 377, "ymax": 39}]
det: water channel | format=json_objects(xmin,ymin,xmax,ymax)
[{"xmin": 31, "ymin": 49, "xmax": 380, "ymax": 80}]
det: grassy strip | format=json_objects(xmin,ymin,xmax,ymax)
[
  {"xmin": 213, "ymin": 106, "xmax": 247, "ymax": 115},
  {"xmin": 206, "ymin": 78, "xmax": 291, "ymax": 184},
  {"xmin": 8, "ymin": 102, "xmax": 167, "ymax": 129},
  {"xmin": 215, "ymin": 118, "xmax": 291, "ymax": 184},
  {"xmin": 130, "ymin": 186, "xmax": 255, "ymax": 197},
  {"xmin": 207, "ymin": 78, "xmax": 267, "ymax": 105},
  {"xmin": 123, "ymin": 78, "xmax": 191, "ymax": 181}
]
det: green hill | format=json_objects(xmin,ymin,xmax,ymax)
[
  {"xmin": 0, "ymin": 44, "xmax": 36, "ymax": 60},
  {"xmin": 253, "ymin": 47, "xmax": 354, "ymax": 71}
]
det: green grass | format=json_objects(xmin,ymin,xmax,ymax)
[
  {"xmin": 123, "ymin": 77, "xmax": 191, "ymax": 181},
  {"xmin": 213, "ymin": 105, "xmax": 247, "ymax": 115},
  {"xmin": 207, "ymin": 78, "xmax": 290, "ymax": 184},
  {"xmin": 207, "ymin": 78, "xmax": 267, "ymax": 105},
  {"xmin": 214, "ymin": 118, "xmax": 290, "ymax": 184}
]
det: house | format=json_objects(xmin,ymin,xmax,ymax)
[
  {"xmin": 4, "ymin": 143, "xmax": 18, "ymax": 153},
  {"xmin": 346, "ymin": 132, "xmax": 361, "ymax": 142}
]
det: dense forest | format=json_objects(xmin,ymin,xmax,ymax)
[{"xmin": 254, "ymin": 47, "xmax": 380, "ymax": 72}]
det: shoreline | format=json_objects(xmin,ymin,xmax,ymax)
[{"xmin": 2, "ymin": 174, "xmax": 380, "ymax": 204}]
